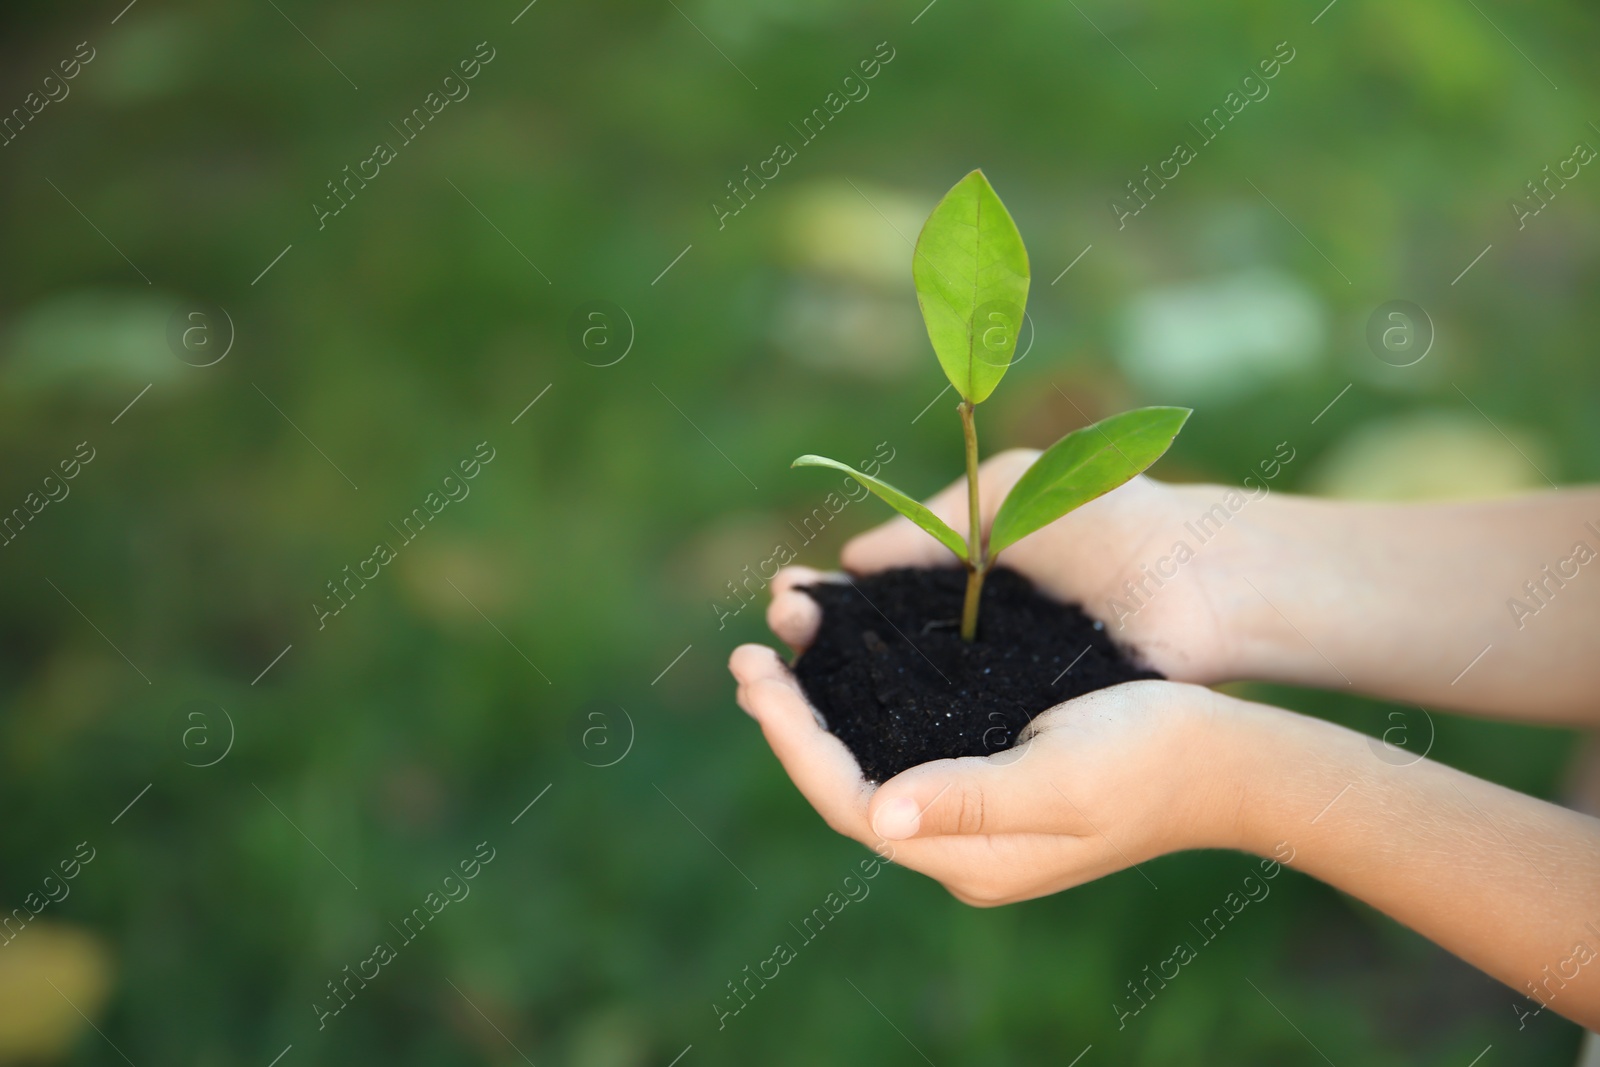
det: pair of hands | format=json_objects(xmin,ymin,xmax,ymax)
[
  {"xmin": 729, "ymin": 450, "xmax": 1267, "ymax": 906},
  {"xmin": 732, "ymin": 459, "xmax": 1600, "ymax": 1028}
]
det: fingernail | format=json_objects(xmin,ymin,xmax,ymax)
[{"xmin": 874, "ymin": 797, "xmax": 921, "ymax": 840}]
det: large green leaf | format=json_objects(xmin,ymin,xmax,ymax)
[
  {"xmin": 988, "ymin": 407, "xmax": 1191, "ymax": 556},
  {"xmin": 791, "ymin": 455, "xmax": 969, "ymax": 562},
  {"xmin": 912, "ymin": 170, "xmax": 1030, "ymax": 405}
]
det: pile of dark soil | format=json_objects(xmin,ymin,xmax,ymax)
[{"xmin": 793, "ymin": 567, "xmax": 1161, "ymax": 783}]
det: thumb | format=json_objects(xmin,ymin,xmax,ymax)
[
  {"xmin": 841, "ymin": 448, "xmax": 1040, "ymax": 576},
  {"xmin": 841, "ymin": 477, "xmax": 968, "ymax": 575},
  {"xmin": 866, "ymin": 746, "xmax": 1073, "ymax": 840}
]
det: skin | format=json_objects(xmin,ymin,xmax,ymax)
[{"xmin": 729, "ymin": 449, "xmax": 1600, "ymax": 1031}]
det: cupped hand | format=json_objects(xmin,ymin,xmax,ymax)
[
  {"xmin": 832, "ymin": 449, "xmax": 1261, "ymax": 684},
  {"xmin": 730, "ymin": 640, "xmax": 1231, "ymax": 905},
  {"xmin": 728, "ymin": 452, "xmax": 1273, "ymax": 902}
]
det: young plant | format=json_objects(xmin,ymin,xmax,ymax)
[{"xmin": 794, "ymin": 169, "xmax": 1190, "ymax": 641}]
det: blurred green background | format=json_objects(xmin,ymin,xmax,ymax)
[{"xmin": 0, "ymin": 0, "xmax": 1595, "ymax": 1062}]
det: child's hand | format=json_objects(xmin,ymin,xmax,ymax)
[
  {"xmin": 730, "ymin": 639, "xmax": 1600, "ymax": 1032},
  {"xmin": 738, "ymin": 455, "xmax": 1256, "ymax": 903},
  {"xmin": 824, "ymin": 450, "xmax": 1600, "ymax": 722},
  {"xmin": 729, "ymin": 642, "xmax": 1232, "ymax": 905},
  {"xmin": 733, "ymin": 468, "xmax": 1600, "ymax": 1028},
  {"xmin": 770, "ymin": 450, "xmax": 1262, "ymax": 684}
]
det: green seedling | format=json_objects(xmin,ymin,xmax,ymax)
[{"xmin": 794, "ymin": 170, "xmax": 1191, "ymax": 641}]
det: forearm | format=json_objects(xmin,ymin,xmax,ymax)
[
  {"xmin": 1211, "ymin": 488, "xmax": 1600, "ymax": 722},
  {"xmin": 1198, "ymin": 693, "xmax": 1600, "ymax": 1030}
]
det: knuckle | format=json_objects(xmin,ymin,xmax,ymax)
[
  {"xmin": 978, "ymin": 450, "xmax": 1040, "ymax": 511},
  {"xmin": 952, "ymin": 783, "xmax": 987, "ymax": 835},
  {"xmin": 984, "ymin": 449, "xmax": 1040, "ymax": 480},
  {"xmin": 986, "ymin": 447, "xmax": 1039, "ymax": 469}
]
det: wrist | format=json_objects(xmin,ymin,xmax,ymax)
[
  {"xmin": 1192, "ymin": 489, "xmax": 1349, "ymax": 685},
  {"xmin": 1178, "ymin": 688, "xmax": 1358, "ymax": 857},
  {"xmin": 1143, "ymin": 684, "xmax": 1275, "ymax": 856}
]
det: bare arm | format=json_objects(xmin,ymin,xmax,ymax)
[
  {"xmin": 736, "ymin": 455, "xmax": 1600, "ymax": 1030},
  {"xmin": 731, "ymin": 642, "xmax": 1600, "ymax": 1031},
  {"xmin": 1213, "ymin": 489, "xmax": 1600, "ymax": 722},
  {"xmin": 1213, "ymin": 695, "xmax": 1600, "ymax": 1030},
  {"xmin": 837, "ymin": 452, "xmax": 1600, "ymax": 724}
]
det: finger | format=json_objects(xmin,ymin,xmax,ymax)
[
  {"xmin": 728, "ymin": 649, "xmax": 974, "ymax": 871},
  {"xmin": 866, "ymin": 743, "xmax": 1077, "ymax": 840},
  {"xmin": 728, "ymin": 645, "xmax": 875, "ymax": 840},
  {"xmin": 767, "ymin": 590, "xmax": 822, "ymax": 651},
  {"xmin": 841, "ymin": 450, "xmax": 1039, "ymax": 576},
  {"xmin": 766, "ymin": 567, "xmax": 847, "ymax": 653},
  {"xmin": 841, "ymin": 477, "xmax": 968, "ymax": 575},
  {"xmin": 729, "ymin": 653, "xmax": 1099, "ymax": 899},
  {"xmin": 770, "ymin": 565, "xmax": 843, "ymax": 598}
]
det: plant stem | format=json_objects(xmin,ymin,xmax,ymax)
[
  {"xmin": 958, "ymin": 401, "xmax": 986, "ymax": 641},
  {"xmin": 961, "ymin": 567, "xmax": 984, "ymax": 642}
]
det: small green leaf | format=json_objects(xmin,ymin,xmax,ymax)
[
  {"xmin": 988, "ymin": 407, "xmax": 1191, "ymax": 556},
  {"xmin": 912, "ymin": 170, "xmax": 1030, "ymax": 405},
  {"xmin": 791, "ymin": 455, "xmax": 969, "ymax": 563}
]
